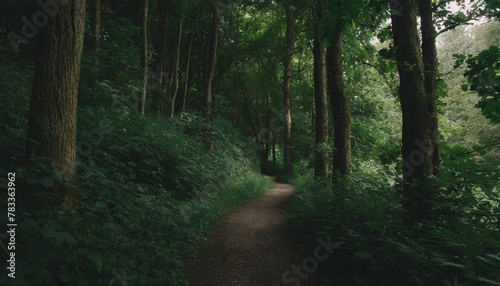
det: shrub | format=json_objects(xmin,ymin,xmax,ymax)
[
  {"xmin": 0, "ymin": 107, "xmax": 273, "ymax": 285},
  {"xmin": 287, "ymin": 148, "xmax": 500, "ymax": 286}
]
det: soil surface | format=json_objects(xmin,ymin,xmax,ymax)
[{"xmin": 184, "ymin": 183, "xmax": 320, "ymax": 286}]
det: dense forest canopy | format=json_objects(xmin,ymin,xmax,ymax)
[{"xmin": 0, "ymin": 0, "xmax": 499, "ymax": 285}]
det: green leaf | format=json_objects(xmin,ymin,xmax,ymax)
[
  {"xmin": 441, "ymin": 262, "xmax": 467, "ymax": 269},
  {"xmin": 95, "ymin": 201, "xmax": 106, "ymax": 208},
  {"xmin": 486, "ymin": 254, "xmax": 500, "ymax": 262},
  {"xmin": 59, "ymin": 271, "xmax": 71, "ymax": 283},
  {"xmin": 103, "ymin": 222, "xmax": 125, "ymax": 233},
  {"xmin": 354, "ymin": 251, "xmax": 373, "ymax": 260},
  {"xmin": 44, "ymin": 230, "xmax": 79, "ymax": 247},
  {"xmin": 478, "ymin": 277, "xmax": 500, "ymax": 286},
  {"xmin": 90, "ymin": 254, "xmax": 103, "ymax": 274}
]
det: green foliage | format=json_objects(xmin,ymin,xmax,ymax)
[
  {"xmin": 80, "ymin": 11, "xmax": 142, "ymax": 108},
  {"xmin": 0, "ymin": 105, "xmax": 273, "ymax": 285},
  {"xmin": 1, "ymin": 11, "xmax": 277, "ymax": 283},
  {"xmin": 461, "ymin": 45, "xmax": 500, "ymax": 123},
  {"xmin": 483, "ymin": 0, "xmax": 500, "ymax": 19},
  {"xmin": 287, "ymin": 144, "xmax": 499, "ymax": 286},
  {"xmin": 261, "ymin": 160, "xmax": 284, "ymax": 176},
  {"xmin": 1, "ymin": 1, "xmax": 499, "ymax": 285},
  {"xmin": 438, "ymin": 22, "xmax": 500, "ymax": 160}
]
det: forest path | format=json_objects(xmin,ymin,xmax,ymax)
[{"xmin": 184, "ymin": 182, "xmax": 320, "ymax": 286}]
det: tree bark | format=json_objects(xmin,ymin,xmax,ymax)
[
  {"xmin": 203, "ymin": 5, "xmax": 219, "ymax": 121},
  {"xmin": 391, "ymin": 0, "xmax": 433, "ymax": 223},
  {"xmin": 169, "ymin": 17, "xmax": 183, "ymax": 118},
  {"xmin": 419, "ymin": 0, "xmax": 440, "ymax": 175},
  {"xmin": 89, "ymin": 0, "xmax": 100, "ymax": 60},
  {"xmin": 178, "ymin": 6, "xmax": 199, "ymax": 115},
  {"xmin": 151, "ymin": 2, "xmax": 170, "ymax": 115},
  {"xmin": 283, "ymin": 0, "xmax": 293, "ymax": 174},
  {"xmin": 139, "ymin": 0, "xmax": 149, "ymax": 115},
  {"xmin": 159, "ymin": 4, "xmax": 171, "ymax": 115},
  {"xmin": 265, "ymin": 92, "xmax": 272, "ymax": 165},
  {"xmin": 26, "ymin": 0, "xmax": 87, "ymax": 205},
  {"xmin": 313, "ymin": 0, "xmax": 329, "ymax": 178},
  {"xmin": 102, "ymin": 0, "xmax": 108, "ymax": 14},
  {"xmin": 202, "ymin": 3, "xmax": 220, "ymax": 150},
  {"xmin": 327, "ymin": 8, "xmax": 351, "ymax": 179}
]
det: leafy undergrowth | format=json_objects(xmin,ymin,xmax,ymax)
[
  {"xmin": 0, "ymin": 109, "xmax": 273, "ymax": 286},
  {"xmin": 287, "ymin": 148, "xmax": 500, "ymax": 286}
]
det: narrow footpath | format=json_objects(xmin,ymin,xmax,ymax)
[{"xmin": 184, "ymin": 183, "xmax": 321, "ymax": 286}]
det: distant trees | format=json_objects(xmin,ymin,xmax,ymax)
[
  {"xmin": 313, "ymin": 0, "xmax": 329, "ymax": 177},
  {"xmin": 13, "ymin": 0, "xmax": 495, "ymax": 211},
  {"xmin": 202, "ymin": 3, "xmax": 220, "ymax": 123},
  {"xmin": 178, "ymin": 6, "xmax": 200, "ymax": 115},
  {"xmin": 462, "ymin": 45, "xmax": 500, "ymax": 124},
  {"xmin": 169, "ymin": 14, "xmax": 183, "ymax": 119},
  {"xmin": 26, "ymin": 0, "xmax": 87, "ymax": 204},
  {"xmin": 438, "ymin": 21, "xmax": 500, "ymax": 159},
  {"xmin": 139, "ymin": 0, "xmax": 149, "ymax": 115},
  {"xmin": 89, "ymin": 0, "xmax": 101, "ymax": 60},
  {"xmin": 283, "ymin": 0, "xmax": 294, "ymax": 174},
  {"xmin": 150, "ymin": 0, "xmax": 170, "ymax": 115}
]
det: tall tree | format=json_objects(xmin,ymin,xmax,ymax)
[
  {"xmin": 178, "ymin": 6, "xmax": 200, "ymax": 115},
  {"xmin": 314, "ymin": 0, "xmax": 329, "ymax": 177},
  {"xmin": 202, "ymin": 2, "xmax": 221, "ymax": 150},
  {"xmin": 327, "ymin": 0, "xmax": 351, "ymax": 179},
  {"xmin": 390, "ymin": 0, "xmax": 433, "ymax": 223},
  {"xmin": 419, "ymin": 0, "xmax": 440, "ymax": 175},
  {"xmin": 89, "ymin": 0, "xmax": 101, "ymax": 61},
  {"xmin": 169, "ymin": 17, "xmax": 183, "ymax": 118},
  {"xmin": 203, "ymin": 3, "xmax": 220, "ymax": 121},
  {"xmin": 151, "ymin": 1, "xmax": 170, "ymax": 115},
  {"xmin": 283, "ymin": 0, "xmax": 294, "ymax": 174},
  {"xmin": 139, "ymin": 0, "xmax": 149, "ymax": 115},
  {"xmin": 26, "ymin": 0, "xmax": 87, "ymax": 204}
]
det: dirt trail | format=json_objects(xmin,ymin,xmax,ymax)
[{"xmin": 184, "ymin": 183, "xmax": 318, "ymax": 286}]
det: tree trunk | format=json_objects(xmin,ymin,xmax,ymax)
[
  {"xmin": 391, "ymin": 0, "xmax": 433, "ymax": 223},
  {"xmin": 151, "ymin": 3, "xmax": 170, "ymax": 115},
  {"xmin": 179, "ymin": 7, "xmax": 199, "ymax": 115},
  {"xmin": 139, "ymin": 0, "xmax": 149, "ymax": 115},
  {"xmin": 169, "ymin": 17, "xmax": 183, "ymax": 118},
  {"xmin": 89, "ymin": 0, "xmax": 100, "ymax": 61},
  {"xmin": 102, "ymin": 0, "xmax": 109, "ymax": 14},
  {"xmin": 419, "ymin": 0, "xmax": 440, "ymax": 175},
  {"xmin": 203, "ymin": 6, "xmax": 219, "ymax": 121},
  {"xmin": 327, "ymin": 11, "xmax": 351, "ymax": 179},
  {"xmin": 159, "ymin": 5, "xmax": 171, "ymax": 115},
  {"xmin": 313, "ymin": 0, "xmax": 328, "ymax": 178},
  {"xmin": 265, "ymin": 92, "xmax": 272, "ymax": 164},
  {"xmin": 283, "ymin": 0, "xmax": 293, "ymax": 174},
  {"xmin": 272, "ymin": 139, "xmax": 277, "ymax": 163},
  {"xmin": 202, "ymin": 4, "xmax": 220, "ymax": 150},
  {"xmin": 26, "ymin": 0, "xmax": 87, "ymax": 205}
]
